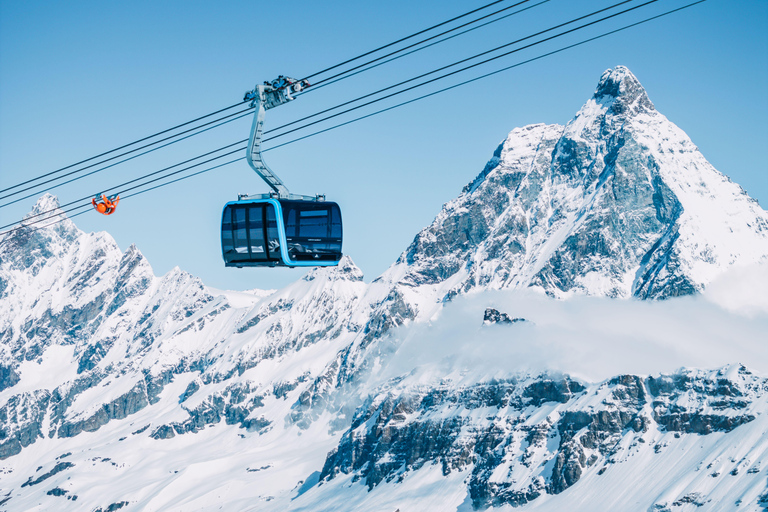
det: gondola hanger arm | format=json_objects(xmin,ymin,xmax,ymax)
[{"xmin": 244, "ymin": 76, "xmax": 310, "ymax": 197}]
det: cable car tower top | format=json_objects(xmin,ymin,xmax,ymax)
[{"xmin": 242, "ymin": 76, "xmax": 311, "ymax": 199}]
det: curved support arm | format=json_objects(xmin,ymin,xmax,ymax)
[
  {"xmin": 247, "ymin": 88, "xmax": 290, "ymax": 197},
  {"xmin": 244, "ymin": 77, "xmax": 310, "ymax": 197}
]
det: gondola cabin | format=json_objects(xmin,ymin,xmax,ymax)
[{"xmin": 221, "ymin": 196, "xmax": 342, "ymax": 267}]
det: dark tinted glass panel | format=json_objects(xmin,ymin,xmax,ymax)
[
  {"xmin": 285, "ymin": 209, "xmax": 297, "ymax": 238},
  {"xmin": 266, "ymin": 205, "xmax": 280, "ymax": 260},
  {"xmin": 221, "ymin": 207, "xmax": 234, "ymax": 256},
  {"xmin": 232, "ymin": 207, "xmax": 249, "ymax": 260},
  {"xmin": 280, "ymin": 200, "xmax": 342, "ymax": 262},
  {"xmin": 247, "ymin": 206, "xmax": 266, "ymax": 260},
  {"xmin": 298, "ymin": 209, "xmax": 329, "ymax": 239},
  {"xmin": 330, "ymin": 205, "xmax": 342, "ymax": 239}
]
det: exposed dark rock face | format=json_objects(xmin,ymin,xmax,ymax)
[
  {"xmin": 319, "ymin": 366, "xmax": 764, "ymax": 508},
  {"xmin": 0, "ymin": 390, "xmax": 51, "ymax": 459},
  {"xmin": 483, "ymin": 308, "xmax": 525, "ymax": 325},
  {"xmin": 58, "ymin": 381, "xmax": 150, "ymax": 438},
  {"xmin": 150, "ymin": 425, "xmax": 176, "ymax": 440},
  {"xmin": 389, "ymin": 66, "xmax": 768, "ymax": 300},
  {"xmin": 21, "ymin": 461, "xmax": 74, "ymax": 487},
  {"xmin": 0, "ymin": 364, "xmax": 20, "ymax": 392},
  {"xmin": 151, "ymin": 382, "xmax": 272, "ymax": 438},
  {"xmin": 94, "ymin": 501, "xmax": 129, "ymax": 512}
]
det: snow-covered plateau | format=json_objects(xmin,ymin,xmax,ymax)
[{"xmin": 1, "ymin": 66, "xmax": 767, "ymax": 512}]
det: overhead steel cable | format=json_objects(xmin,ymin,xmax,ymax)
[
  {"xmin": 268, "ymin": 0, "xmax": 708, "ymax": 153},
  {"xmin": 0, "ymin": 0, "xmax": 659, "ymax": 231},
  {"xmin": 113, "ymin": 0, "xmax": 711, "ymax": 214},
  {"xmin": 0, "ymin": 108, "xmax": 255, "ymax": 208},
  {"xmin": 299, "ymin": 0, "xmax": 509, "ymax": 82},
  {"xmin": 302, "ymin": 0, "xmax": 551, "ymax": 95},
  {"xmin": 263, "ymin": 0, "xmax": 640, "ymax": 137},
  {"xmin": 1, "ymin": 1, "xmax": 529, "ymax": 199},
  {"xmin": 0, "ymin": 141, "xmax": 248, "ymax": 232},
  {"xmin": 0, "ymin": 156, "xmax": 248, "ymax": 240},
  {"xmin": 304, "ymin": 0, "xmax": 541, "ymax": 89},
  {"xmin": 0, "ymin": 101, "xmax": 247, "ymax": 195},
  {"xmin": 119, "ymin": 158, "xmax": 245, "ymax": 203},
  {"xmin": 0, "ymin": 152, "xmax": 249, "ymax": 238},
  {"xmin": 0, "ymin": 2, "xmax": 527, "ymax": 200},
  {"xmin": 14, "ymin": 0, "xmax": 645, "ymax": 223},
  {"xmin": 256, "ymin": 0, "xmax": 655, "ymax": 143},
  {"xmin": 2, "ymin": 0, "xmax": 706, "ymax": 236}
]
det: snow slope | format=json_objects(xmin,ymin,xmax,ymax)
[
  {"xmin": 1, "ymin": 66, "xmax": 767, "ymax": 511},
  {"xmin": 390, "ymin": 66, "xmax": 768, "ymax": 302}
]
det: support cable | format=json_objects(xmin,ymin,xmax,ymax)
[
  {"xmin": 0, "ymin": 109, "xmax": 254, "ymax": 208},
  {"xmin": 0, "ymin": 101, "xmax": 246, "ymax": 195},
  {"xmin": 0, "ymin": 1, "xmax": 524, "ymax": 198},
  {"xmin": 303, "ymin": 0, "xmax": 551, "ymax": 95},
  {"xmin": 305, "ymin": 0, "xmax": 541, "ymax": 89},
  {"xmin": 0, "ymin": 142, "xmax": 248, "ymax": 231},
  {"xmin": 266, "ymin": 0, "xmax": 641, "ymax": 136},
  {"xmin": 300, "ymin": 0, "xmax": 509, "ymax": 81},
  {"xmin": 5, "ymin": 0, "xmax": 633, "ymax": 217},
  {"xmin": 1, "ymin": 0, "xmax": 706, "ymax": 237}
]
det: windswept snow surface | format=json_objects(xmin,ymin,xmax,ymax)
[{"xmin": 2, "ymin": 67, "xmax": 768, "ymax": 511}]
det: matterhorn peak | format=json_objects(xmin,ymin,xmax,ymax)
[
  {"xmin": 392, "ymin": 66, "xmax": 768, "ymax": 300},
  {"xmin": 593, "ymin": 65, "xmax": 655, "ymax": 115}
]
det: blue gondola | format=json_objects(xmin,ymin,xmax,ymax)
[
  {"xmin": 222, "ymin": 197, "xmax": 342, "ymax": 267},
  {"xmin": 221, "ymin": 76, "xmax": 343, "ymax": 268}
]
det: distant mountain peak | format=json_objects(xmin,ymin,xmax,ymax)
[
  {"xmin": 593, "ymin": 65, "xmax": 655, "ymax": 115},
  {"xmin": 24, "ymin": 193, "xmax": 65, "ymax": 222},
  {"xmin": 302, "ymin": 255, "xmax": 364, "ymax": 282},
  {"xmin": 2, "ymin": 194, "xmax": 77, "ymax": 250},
  {"xmin": 389, "ymin": 66, "xmax": 768, "ymax": 301}
]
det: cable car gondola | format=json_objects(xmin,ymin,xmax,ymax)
[{"xmin": 221, "ymin": 76, "xmax": 343, "ymax": 268}]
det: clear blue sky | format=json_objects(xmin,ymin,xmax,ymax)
[{"xmin": 1, "ymin": 0, "xmax": 766, "ymax": 290}]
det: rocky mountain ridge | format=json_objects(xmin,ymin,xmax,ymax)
[
  {"xmin": 314, "ymin": 364, "xmax": 767, "ymax": 511},
  {"xmin": 392, "ymin": 66, "xmax": 768, "ymax": 301},
  {"xmin": 1, "ymin": 66, "xmax": 767, "ymax": 511}
]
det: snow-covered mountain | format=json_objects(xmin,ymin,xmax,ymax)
[
  {"xmin": 394, "ymin": 66, "xmax": 768, "ymax": 301},
  {"xmin": 1, "ymin": 67, "xmax": 767, "ymax": 511}
]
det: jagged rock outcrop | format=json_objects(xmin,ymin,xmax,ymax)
[
  {"xmin": 318, "ymin": 365, "xmax": 765, "ymax": 509},
  {"xmin": 1, "ymin": 66, "xmax": 767, "ymax": 511},
  {"xmin": 389, "ymin": 66, "xmax": 768, "ymax": 300}
]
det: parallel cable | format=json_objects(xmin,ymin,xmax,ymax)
[
  {"xmin": 0, "ymin": 101, "xmax": 246, "ymax": 195},
  {"xmin": 0, "ymin": 2, "xmax": 524, "ymax": 199},
  {"xmin": 0, "ymin": 141, "xmax": 248, "ymax": 231},
  {"xmin": 267, "ymin": 0, "xmax": 640, "ymax": 136},
  {"xmin": 2, "ymin": 1, "xmax": 525, "ymax": 198},
  {"xmin": 304, "ymin": 0, "xmax": 551, "ymax": 94},
  {"xmin": 0, "ymin": 157, "xmax": 246, "ymax": 240},
  {"xmin": 0, "ymin": 108, "xmax": 254, "ymax": 208},
  {"xmin": 270, "ymin": 1, "xmax": 708, "ymax": 153},
  {"xmin": 1, "ymin": 0, "xmax": 706, "ymax": 237},
  {"xmin": 116, "ymin": 0, "xmax": 712, "ymax": 214},
  {"xmin": 0, "ymin": 0, "xmax": 661, "ymax": 231},
  {"xmin": 17, "ymin": 0, "xmax": 642, "ymax": 223},
  {"xmin": 0, "ymin": 0, "xmax": 665, "ymax": 231},
  {"xmin": 300, "ymin": 0, "xmax": 509, "ymax": 81},
  {"xmin": 306, "ymin": 0, "xmax": 540, "ymax": 88}
]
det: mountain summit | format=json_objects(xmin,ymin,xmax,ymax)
[
  {"xmin": 1, "ymin": 67, "xmax": 767, "ymax": 511},
  {"xmin": 593, "ymin": 65, "xmax": 655, "ymax": 115},
  {"xmin": 393, "ymin": 66, "xmax": 768, "ymax": 300}
]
